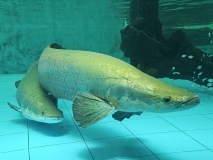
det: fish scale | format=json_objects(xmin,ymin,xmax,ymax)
[
  {"xmin": 38, "ymin": 44, "xmax": 200, "ymax": 127},
  {"xmin": 7, "ymin": 60, "xmax": 64, "ymax": 123}
]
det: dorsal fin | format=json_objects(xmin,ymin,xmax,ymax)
[
  {"xmin": 15, "ymin": 80, "xmax": 21, "ymax": 88},
  {"xmin": 50, "ymin": 43, "xmax": 65, "ymax": 49}
]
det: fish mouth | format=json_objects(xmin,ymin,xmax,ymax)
[
  {"xmin": 176, "ymin": 95, "xmax": 200, "ymax": 109},
  {"xmin": 22, "ymin": 109, "xmax": 64, "ymax": 123},
  {"xmin": 23, "ymin": 113, "xmax": 64, "ymax": 123}
]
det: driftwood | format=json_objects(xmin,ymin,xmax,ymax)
[{"xmin": 120, "ymin": 0, "xmax": 213, "ymax": 88}]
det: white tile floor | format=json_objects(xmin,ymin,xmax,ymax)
[{"xmin": 0, "ymin": 74, "xmax": 213, "ymax": 160}]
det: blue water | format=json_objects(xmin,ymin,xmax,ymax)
[
  {"xmin": 0, "ymin": 74, "xmax": 213, "ymax": 160},
  {"xmin": 1, "ymin": 0, "xmax": 213, "ymax": 159}
]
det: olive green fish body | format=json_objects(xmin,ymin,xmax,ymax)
[
  {"xmin": 38, "ymin": 45, "xmax": 200, "ymax": 127},
  {"xmin": 8, "ymin": 61, "xmax": 64, "ymax": 123}
]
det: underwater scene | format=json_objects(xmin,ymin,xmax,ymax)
[{"xmin": 0, "ymin": 0, "xmax": 213, "ymax": 160}]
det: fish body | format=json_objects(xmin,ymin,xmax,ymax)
[
  {"xmin": 38, "ymin": 44, "xmax": 200, "ymax": 127},
  {"xmin": 8, "ymin": 61, "xmax": 64, "ymax": 123}
]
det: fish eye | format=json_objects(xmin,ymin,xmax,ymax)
[{"xmin": 163, "ymin": 96, "xmax": 171, "ymax": 103}]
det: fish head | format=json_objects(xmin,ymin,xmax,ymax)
[
  {"xmin": 18, "ymin": 97, "xmax": 64, "ymax": 123},
  {"xmin": 138, "ymin": 81, "xmax": 199, "ymax": 112},
  {"xmin": 116, "ymin": 78, "xmax": 200, "ymax": 113},
  {"xmin": 148, "ymin": 86, "xmax": 200, "ymax": 112}
]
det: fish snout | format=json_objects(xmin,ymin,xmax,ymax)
[
  {"xmin": 176, "ymin": 95, "xmax": 200, "ymax": 110},
  {"xmin": 183, "ymin": 96, "xmax": 200, "ymax": 105}
]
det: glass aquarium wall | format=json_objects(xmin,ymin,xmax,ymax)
[
  {"xmin": 159, "ymin": 0, "xmax": 213, "ymax": 50},
  {"xmin": 0, "ymin": 0, "xmax": 129, "ymax": 74},
  {"xmin": 0, "ymin": 1, "xmax": 213, "ymax": 160}
]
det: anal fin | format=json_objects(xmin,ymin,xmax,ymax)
[
  {"xmin": 72, "ymin": 93, "xmax": 115, "ymax": 128},
  {"xmin": 112, "ymin": 111, "xmax": 142, "ymax": 121}
]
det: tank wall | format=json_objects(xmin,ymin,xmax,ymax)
[{"xmin": 0, "ymin": 0, "xmax": 127, "ymax": 73}]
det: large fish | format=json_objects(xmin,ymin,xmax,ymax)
[
  {"xmin": 38, "ymin": 43, "xmax": 200, "ymax": 127},
  {"xmin": 8, "ymin": 60, "xmax": 64, "ymax": 123}
]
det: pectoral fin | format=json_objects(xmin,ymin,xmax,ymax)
[
  {"xmin": 48, "ymin": 93, "xmax": 58, "ymax": 107},
  {"xmin": 7, "ymin": 102, "xmax": 21, "ymax": 112},
  {"xmin": 112, "ymin": 111, "xmax": 143, "ymax": 121},
  {"xmin": 72, "ymin": 93, "xmax": 115, "ymax": 128}
]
